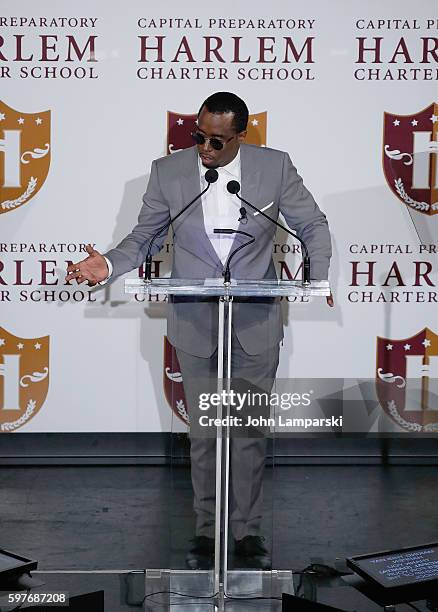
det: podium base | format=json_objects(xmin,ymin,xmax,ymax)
[{"xmin": 145, "ymin": 568, "xmax": 294, "ymax": 609}]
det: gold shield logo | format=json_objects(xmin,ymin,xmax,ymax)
[
  {"xmin": 0, "ymin": 327, "xmax": 50, "ymax": 432},
  {"xmin": 246, "ymin": 112, "xmax": 267, "ymax": 146},
  {"xmin": 0, "ymin": 100, "xmax": 51, "ymax": 215}
]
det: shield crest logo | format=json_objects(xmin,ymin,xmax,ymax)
[
  {"xmin": 0, "ymin": 327, "xmax": 50, "ymax": 432},
  {"xmin": 163, "ymin": 336, "xmax": 189, "ymax": 425},
  {"xmin": 167, "ymin": 111, "xmax": 267, "ymax": 155},
  {"xmin": 376, "ymin": 328, "xmax": 438, "ymax": 432},
  {"xmin": 167, "ymin": 112, "xmax": 198, "ymax": 155},
  {"xmin": 0, "ymin": 100, "xmax": 51, "ymax": 215},
  {"xmin": 383, "ymin": 103, "xmax": 438, "ymax": 215},
  {"xmin": 245, "ymin": 112, "xmax": 267, "ymax": 147}
]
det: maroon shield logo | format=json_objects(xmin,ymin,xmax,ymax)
[
  {"xmin": 376, "ymin": 328, "xmax": 438, "ymax": 432},
  {"xmin": 383, "ymin": 103, "xmax": 438, "ymax": 215},
  {"xmin": 163, "ymin": 336, "xmax": 189, "ymax": 425},
  {"xmin": 167, "ymin": 112, "xmax": 198, "ymax": 155}
]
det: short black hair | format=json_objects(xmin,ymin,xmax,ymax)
[{"xmin": 198, "ymin": 92, "xmax": 249, "ymax": 133}]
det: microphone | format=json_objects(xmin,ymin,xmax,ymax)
[
  {"xmin": 213, "ymin": 228, "xmax": 255, "ymax": 284},
  {"xmin": 227, "ymin": 180, "xmax": 311, "ymax": 285},
  {"xmin": 238, "ymin": 207, "xmax": 248, "ymax": 224},
  {"xmin": 144, "ymin": 168, "xmax": 218, "ymax": 281},
  {"xmin": 204, "ymin": 168, "xmax": 219, "ymax": 184},
  {"xmin": 227, "ymin": 181, "xmax": 240, "ymax": 195}
]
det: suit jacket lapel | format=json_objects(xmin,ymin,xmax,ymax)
[
  {"xmin": 228, "ymin": 144, "xmax": 261, "ymax": 267},
  {"xmin": 240, "ymin": 143, "xmax": 261, "ymax": 207},
  {"xmin": 179, "ymin": 147, "xmax": 222, "ymax": 269}
]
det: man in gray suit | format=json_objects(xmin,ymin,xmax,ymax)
[{"xmin": 66, "ymin": 92, "xmax": 333, "ymax": 569}]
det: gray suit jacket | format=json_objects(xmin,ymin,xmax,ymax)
[{"xmin": 105, "ymin": 143, "xmax": 331, "ymax": 357}]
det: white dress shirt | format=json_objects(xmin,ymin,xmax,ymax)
[
  {"xmin": 101, "ymin": 150, "xmax": 242, "ymax": 282},
  {"xmin": 198, "ymin": 149, "xmax": 241, "ymax": 265}
]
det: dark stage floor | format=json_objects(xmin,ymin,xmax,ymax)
[{"xmin": 0, "ymin": 465, "xmax": 437, "ymax": 610}]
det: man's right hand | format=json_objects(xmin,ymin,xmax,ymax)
[{"xmin": 65, "ymin": 244, "xmax": 109, "ymax": 286}]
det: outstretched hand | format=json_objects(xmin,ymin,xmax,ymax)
[{"xmin": 65, "ymin": 244, "xmax": 109, "ymax": 286}]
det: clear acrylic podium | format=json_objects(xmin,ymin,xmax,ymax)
[{"xmin": 125, "ymin": 277, "xmax": 330, "ymax": 609}]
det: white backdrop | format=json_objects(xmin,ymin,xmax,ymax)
[{"xmin": 1, "ymin": 0, "xmax": 436, "ymax": 432}]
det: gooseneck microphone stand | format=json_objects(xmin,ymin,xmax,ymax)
[
  {"xmin": 143, "ymin": 168, "xmax": 219, "ymax": 281},
  {"xmin": 226, "ymin": 179, "xmax": 312, "ymax": 285}
]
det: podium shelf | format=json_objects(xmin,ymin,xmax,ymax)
[{"xmin": 125, "ymin": 278, "xmax": 330, "ymax": 297}]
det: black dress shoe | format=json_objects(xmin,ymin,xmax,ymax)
[
  {"xmin": 185, "ymin": 536, "xmax": 215, "ymax": 570},
  {"xmin": 234, "ymin": 535, "xmax": 271, "ymax": 570}
]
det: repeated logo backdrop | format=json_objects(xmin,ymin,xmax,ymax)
[{"xmin": 0, "ymin": 0, "xmax": 436, "ymax": 433}]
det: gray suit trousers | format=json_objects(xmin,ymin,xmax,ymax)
[{"xmin": 176, "ymin": 328, "xmax": 280, "ymax": 541}]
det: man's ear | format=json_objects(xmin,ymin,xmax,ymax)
[{"xmin": 237, "ymin": 130, "xmax": 247, "ymax": 142}]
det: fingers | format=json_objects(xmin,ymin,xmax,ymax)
[
  {"xmin": 66, "ymin": 245, "xmax": 97, "ymax": 275},
  {"xmin": 66, "ymin": 257, "xmax": 90, "ymax": 274},
  {"xmin": 65, "ymin": 263, "xmax": 96, "ymax": 284},
  {"xmin": 65, "ymin": 269, "xmax": 87, "ymax": 283},
  {"xmin": 66, "ymin": 261, "xmax": 82, "ymax": 274},
  {"xmin": 326, "ymin": 293, "xmax": 334, "ymax": 307},
  {"xmin": 65, "ymin": 269, "xmax": 96, "ymax": 285},
  {"xmin": 66, "ymin": 246, "xmax": 95, "ymax": 281},
  {"xmin": 65, "ymin": 264, "xmax": 84, "ymax": 281},
  {"xmin": 65, "ymin": 269, "xmax": 79, "ymax": 282}
]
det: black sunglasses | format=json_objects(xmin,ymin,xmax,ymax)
[{"xmin": 191, "ymin": 131, "xmax": 234, "ymax": 151}]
